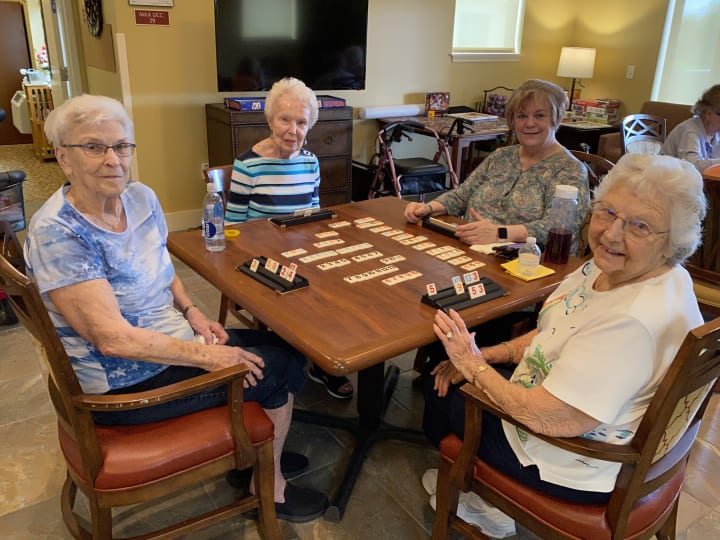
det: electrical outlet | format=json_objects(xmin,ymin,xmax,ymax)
[
  {"xmin": 626, "ymin": 65, "xmax": 635, "ymax": 79},
  {"xmin": 200, "ymin": 162, "xmax": 209, "ymax": 179}
]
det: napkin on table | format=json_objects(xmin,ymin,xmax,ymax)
[{"xmin": 500, "ymin": 259, "xmax": 556, "ymax": 281}]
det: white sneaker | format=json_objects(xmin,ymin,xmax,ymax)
[
  {"xmin": 430, "ymin": 491, "xmax": 516, "ymax": 539},
  {"xmin": 422, "ymin": 468, "xmax": 438, "ymax": 496}
]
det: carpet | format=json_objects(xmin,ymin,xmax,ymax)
[{"xmin": 0, "ymin": 144, "xmax": 65, "ymax": 203}]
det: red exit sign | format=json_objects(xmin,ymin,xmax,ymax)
[{"xmin": 134, "ymin": 10, "xmax": 169, "ymax": 26}]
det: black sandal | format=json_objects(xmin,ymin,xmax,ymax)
[{"xmin": 308, "ymin": 365, "xmax": 353, "ymax": 399}]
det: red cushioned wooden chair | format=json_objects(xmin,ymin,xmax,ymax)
[
  {"xmin": 431, "ymin": 316, "xmax": 720, "ymax": 540},
  {"xmin": 0, "ymin": 250, "xmax": 281, "ymax": 539}
]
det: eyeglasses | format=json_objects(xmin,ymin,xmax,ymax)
[
  {"xmin": 591, "ymin": 201, "xmax": 669, "ymax": 239},
  {"xmin": 61, "ymin": 142, "xmax": 136, "ymax": 158}
]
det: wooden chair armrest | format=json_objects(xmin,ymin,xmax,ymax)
[
  {"xmin": 74, "ymin": 364, "xmax": 249, "ymax": 411},
  {"xmin": 460, "ymin": 383, "xmax": 640, "ymax": 464}
]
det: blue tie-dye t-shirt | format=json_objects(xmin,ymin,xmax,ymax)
[{"xmin": 24, "ymin": 181, "xmax": 193, "ymax": 394}]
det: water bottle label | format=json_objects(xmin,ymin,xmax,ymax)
[{"xmin": 206, "ymin": 220, "xmax": 217, "ymax": 238}]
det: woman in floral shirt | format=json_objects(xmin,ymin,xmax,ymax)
[{"xmin": 405, "ymin": 79, "xmax": 590, "ymax": 251}]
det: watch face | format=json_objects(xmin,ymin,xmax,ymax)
[
  {"xmin": 84, "ymin": 0, "xmax": 103, "ymax": 37},
  {"xmin": 498, "ymin": 227, "xmax": 508, "ymax": 240}
]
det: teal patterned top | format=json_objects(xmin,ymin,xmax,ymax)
[{"xmin": 435, "ymin": 145, "xmax": 590, "ymax": 248}]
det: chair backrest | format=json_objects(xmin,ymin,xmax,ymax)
[
  {"xmin": 0, "ymin": 219, "xmax": 25, "ymax": 274},
  {"xmin": 570, "ymin": 150, "xmax": 614, "ymax": 255},
  {"xmin": 607, "ymin": 316, "xmax": 720, "ymax": 533},
  {"xmin": 621, "ymin": 113, "xmax": 667, "ymax": 154},
  {"xmin": 640, "ymin": 101, "xmax": 692, "ymax": 133},
  {"xmin": 481, "ymin": 86, "xmax": 513, "ymax": 117},
  {"xmin": 0, "ymin": 252, "xmax": 85, "ymax": 434},
  {"xmin": 203, "ymin": 164, "xmax": 233, "ymax": 207},
  {"xmin": 569, "ymin": 150, "xmax": 614, "ymax": 190}
]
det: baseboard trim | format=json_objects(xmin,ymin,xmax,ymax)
[{"xmin": 166, "ymin": 209, "xmax": 202, "ymax": 232}]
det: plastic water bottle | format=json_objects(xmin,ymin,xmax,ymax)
[
  {"xmin": 202, "ymin": 183, "xmax": 225, "ymax": 252},
  {"xmin": 543, "ymin": 185, "xmax": 579, "ymax": 264},
  {"xmin": 517, "ymin": 237, "xmax": 541, "ymax": 276}
]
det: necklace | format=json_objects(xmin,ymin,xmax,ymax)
[
  {"xmin": 65, "ymin": 189, "xmax": 125, "ymax": 230},
  {"xmin": 97, "ymin": 206, "xmax": 125, "ymax": 230}
]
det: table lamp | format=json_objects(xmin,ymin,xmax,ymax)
[{"xmin": 556, "ymin": 47, "xmax": 596, "ymax": 109}]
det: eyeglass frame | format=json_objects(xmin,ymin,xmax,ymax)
[
  {"xmin": 590, "ymin": 200, "xmax": 670, "ymax": 240},
  {"xmin": 60, "ymin": 142, "xmax": 137, "ymax": 158}
]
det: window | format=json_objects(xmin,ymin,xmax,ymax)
[
  {"xmin": 451, "ymin": 0, "xmax": 525, "ymax": 62},
  {"xmin": 652, "ymin": 0, "xmax": 720, "ymax": 103}
]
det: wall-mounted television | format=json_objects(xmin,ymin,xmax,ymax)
[{"xmin": 215, "ymin": 0, "xmax": 369, "ymax": 92}]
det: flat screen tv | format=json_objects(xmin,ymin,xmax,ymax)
[{"xmin": 215, "ymin": 0, "xmax": 369, "ymax": 92}]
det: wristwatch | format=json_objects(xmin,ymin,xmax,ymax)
[{"xmin": 497, "ymin": 226, "xmax": 508, "ymax": 241}]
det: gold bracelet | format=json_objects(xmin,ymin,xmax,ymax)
[
  {"xmin": 501, "ymin": 341, "xmax": 514, "ymax": 363},
  {"xmin": 182, "ymin": 303, "xmax": 196, "ymax": 318},
  {"xmin": 471, "ymin": 362, "xmax": 489, "ymax": 385}
]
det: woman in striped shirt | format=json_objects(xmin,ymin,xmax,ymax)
[{"xmin": 225, "ymin": 77, "xmax": 353, "ymax": 399}]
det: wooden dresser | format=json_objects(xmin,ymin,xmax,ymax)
[{"xmin": 205, "ymin": 103, "xmax": 353, "ymax": 207}]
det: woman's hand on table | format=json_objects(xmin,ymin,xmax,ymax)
[
  {"xmin": 454, "ymin": 208, "xmax": 500, "ymax": 244},
  {"xmin": 404, "ymin": 201, "xmax": 432, "ymax": 223}
]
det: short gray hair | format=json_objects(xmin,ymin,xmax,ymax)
[
  {"xmin": 594, "ymin": 153, "xmax": 707, "ymax": 266},
  {"xmin": 505, "ymin": 79, "xmax": 568, "ymax": 132},
  {"xmin": 692, "ymin": 84, "xmax": 720, "ymax": 116},
  {"xmin": 264, "ymin": 77, "xmax": 319, "ymax": 128},
  {"xmin": 44, "ymin": 94, "xmax": 134, "ymax": 146}
]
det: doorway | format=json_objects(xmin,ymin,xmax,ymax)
[
  {"xmin": 0, "ymin": 1, "xmax": 33, "ymax": 145},
  {"xmin": 0, "ymin": 0, "xmax": 82, "ymax": 146}
]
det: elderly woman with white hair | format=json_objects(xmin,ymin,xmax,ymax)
[
  {"xmin": 225, "ymin": 76, "xmax": 354, "ymax": 399},
  {"xmin": 24, "ymin": 94, "xmax": 328, "ymax": 522},
  {"xmin": 421, "ymin": 153, "xmax": 707, "ymax": 537}
]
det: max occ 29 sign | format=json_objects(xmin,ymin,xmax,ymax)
[{"xmin": 134, "ymin": 10, "xmax": 170, "ymax": 26}]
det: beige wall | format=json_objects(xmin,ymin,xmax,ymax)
[{"xmin": 78, "ymin": 0, "xmax": 669, "ymax": 226}]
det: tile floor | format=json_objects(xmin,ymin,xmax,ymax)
[{"xmin": 1, "ymin": 256, "xmax": 719, "ymax": 539}]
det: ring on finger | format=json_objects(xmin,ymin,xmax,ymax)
[{"xmin": 446, "ymin": 331, "xmax": 453, "ymax": 340}]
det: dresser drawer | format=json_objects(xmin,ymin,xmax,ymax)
[
  {"xmin": 307, "ymin": 121, "xmax": 352, "ymax": 157},
  {"xmin": 320, "ymin": 155, "xmax": 351, "ymax": 192}
]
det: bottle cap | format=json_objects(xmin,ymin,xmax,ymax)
[
  {"xmin": 554, "ymin": 185, "xmax": 578, "ymax": 200},
  {"xmin": 225, "ymin": 229, "xmax": 240, "ymax": 238},
  {"xmin": 206, "ymin": 182, "xmax": 220, "ymax": 193},
  {"xmin": 526, "ymin": 236, "xmax": 537, "ymax": 244}
]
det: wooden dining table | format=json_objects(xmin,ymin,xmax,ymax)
[{"xmin": 167, "ymin": 196, "xmax": 584, "ymax": 520}]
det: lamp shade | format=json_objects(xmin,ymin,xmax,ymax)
[{"xmin": 556, "ymin": 47, "xmax": 596, "ymax": 78}]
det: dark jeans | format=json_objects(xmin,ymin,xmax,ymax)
[
  {"xmin": 93, "ymin": 329, "xmax": 306, "ymax": 425},
  {"xmin": 422, "ymin": 361, "xmax": 610, "ymax": 505}
]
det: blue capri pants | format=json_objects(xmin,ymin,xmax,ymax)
[{"xmin": 92, "ymin": 329, "xmax": 306, "ymax": 425}]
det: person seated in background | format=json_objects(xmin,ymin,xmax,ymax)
[
  {"xmin": 660, "ymin": 84, "xmax": 720, "ymax": 172},
  {"xmin": 224, "ymin": 76, "xmax": 354, "ymax": 400},
  {"xmin": 421, "ymin": 153, "xmax": 706, "ymax": 538},
  {"xmin": 405, "ymin": 78, "xmax": 590, "ymax": 252},
  {"xmin": 24, "ymin": 94, "xmax": 328, "ymax": 523}
]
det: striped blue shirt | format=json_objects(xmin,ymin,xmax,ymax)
[{"xmin": 225, "ymin": 149, "xmax": 321, "ymax": 223}]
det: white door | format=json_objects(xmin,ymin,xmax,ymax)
[{"xmin": 41, "ymin": 0, "xmax": 83, "ymax": 106}]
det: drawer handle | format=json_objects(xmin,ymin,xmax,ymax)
[{"xmin": 324, "ymin": 135, "xmax": 334, "ymax": 145}]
